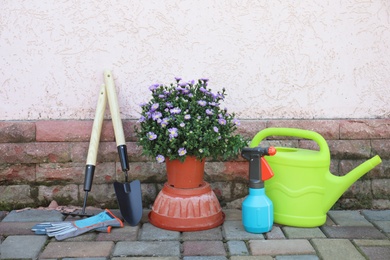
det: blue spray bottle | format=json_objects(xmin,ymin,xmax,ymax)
[{"xmin": 241, "ymin": 146, "xmax": 276, "ymax": 233}]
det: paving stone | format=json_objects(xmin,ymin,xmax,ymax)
[
  {"xmin": 0, "ymin": 235, "xmax": 47, "ymax": 259},
  {"xmin": 182, "ymin": 227, "xmax": 223, "ymax": 241},
  {"xmin": 311, "ymin": 239, "xmax": 366, "ymax": 260},
  {"xmin": 223, "ymin": 209, "xmax": 242, "ymax": 220},
  {"xmin": 2, "ymin": 209, "xmax": 64, "ymax": 222},
  {"xmin": 183, "ymin": 241, "xmax": 226, "ymax": 256},
  {"xmin": 282, "ymin": 227, "xmax": 326, "ymax": 239},
  {"xmin": 63, "ymin": 258, "xmax": 107, "ymax": 260},
  {"xmin": 265, "ymin": 226, "xmax": 285, "ymax": 239},
  {"xmin": 353, "ymin": 239, "xmax": 390, "ymax": 246},
  {"xmin": 275, "ymin": 255, "xmax": 319, "ymax": 260},
  {"xmin": 96, "ymin": 225, "xmax": 139, "ymax": 241},
  {"xmin": 110, "ymin": 256, "xmax": 180, "ymax": 260},
  {"xmin": 372, "ymin": 221, "xmax": 390, "ymax": 233},
  {"xmin": 227, "ymin": 240, "xmax": 249, "ymax": 255},
  {"xmin": 113, "ymin": 241, "xmax": 180, "ymax": 257},
  {"xmin": 223, "ymin": 220, "xmax": 264, "ymax": 240},
  {"xmin": 183, "ymin": 257, "xmax": 228, "ymax": 260},
  {"xmin": 0, "ymin": 221, "xmax": 42, "ymax": 236},
  {"xmin": 249, "ymin": 240, "xmax": 315, "ymax": 255},
  {"xmin": 40, "ymin": 241, "xmax": 114, "ymax": 259},
  {"xmin": 327, "ymin": 210, "xmax": 372, "ymax": 226},
  {"xmin": 361, "ymin": 210, "xmax": 390, "ymax": 221},
  {"xmin": 140, "ymin": 223, "xmax": 180, "ymax": 240},
  {"xmin": 358, "ymin": 246, "xmax": 390, "ymax": 260},
  {"xmin": 321, "ymin": 226, "xmax": 387, "ymax": 239},
  {"xmin": 230, "ymin": 257, "xmax": 273, "ymax": 260}
]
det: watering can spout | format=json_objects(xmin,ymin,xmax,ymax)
[{"xmin": 324, "ymin": 155, "xmax": 382, "ymax": 212}]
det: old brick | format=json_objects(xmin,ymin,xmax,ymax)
[
  {"xmin": 0, "ymin": 185, "xmax": 34, "ymax": 204},
  {"xmin": 125, "ymin": 162, "xmax": 166, "ymax": 183},
  {"xmin": 266, "ymin": 120, "xmax": 340, "ymax": 139},
  {"xmin": 339, "ymin": 160, "xmax": 379, "ymax": 179},
  {"xmin": 340, "ymin": 119, "xmax": 390, "ymax": 139},
  {"xmin": 210, "ymin": 181, "xmax": 232, "ymax": 201},
  {"xmin": 343, "ymin": 180, "xmax": 372, "ymax": 198},
  {"xmin": 0, "ymin": 121, "xmax": 35, "ymax": 143},
  {"xmin": 372, "ymin": 179, "xmax": 390, "ymax": 199},
  {"xmin": 372, "ymin": 199, "xmax": 390, "ymax": 209},
  {"xmin": 236, "ymin": 120, "xmax": 267, "ymax": 139},
  {"xmin": 79, "ymin": 183, "xmax": 116, "ymax": 204},
  {"xmin": 327, "ymin": 140, "xmax": 371, "ymax": 159},
  {"xmin": 36, "ymin": 120, "xmax": 115, "ymax": 142},
  {"xmin": 36, "ymin": 163, "xmax": 84, "ymax": 183},
  {"xmin": 141, "ymin": 183, "xmax": 158, "ymax": 207},
  {"xmin": 371, "ymin": 139, "xmax": 390, "ymax": 159},
  {"xmin": 0, "ymin": 164, "xmax": 35, "ymax": 184},
  {"xmin": 123, "ymin": 120, "xmax": 138, "ymax": 141},
  {"xmin": 38, "ymin": 184, "xmax": 79, "ymax": 203},
  {"xmin": 0, "ymin": 142, "xmax": 71, "ymax": 164},
  {"xmin": 359, "ymin": 159, "xmax": 388, "ymax": 179},
  {"xmin": 204, "ymin": 161, "xmax": 247, "ymax": 182}
]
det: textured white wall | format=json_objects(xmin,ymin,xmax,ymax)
[{"xmin": 1, "ymin": 0, "xmax": 389, "ymax": 120}]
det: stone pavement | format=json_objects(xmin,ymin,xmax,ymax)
[{"xmin": 0, "ymin": 209, "xmax": 389, "ymax": 259}]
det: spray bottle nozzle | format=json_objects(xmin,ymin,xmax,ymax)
[{"xmin": 241, "ymin": 146, "xmax": 276, "ymax": 189}]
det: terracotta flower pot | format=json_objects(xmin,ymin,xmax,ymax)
[{"xmin": 165, "ymin": 156, "xmax": 205, "ymax": 189}]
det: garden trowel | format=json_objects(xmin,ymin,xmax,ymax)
[{"xmin": 104, "ymin": 70, "xmax": 143, "ymax": 226}]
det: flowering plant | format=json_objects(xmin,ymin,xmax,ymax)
[{"xmin": 135, "ymin": 78, "xmax": 248, "ymax": 163}]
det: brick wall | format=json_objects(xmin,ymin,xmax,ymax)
[{"xmin": 0, "ymin": 119, "xmax": 389, "ymax": 211}]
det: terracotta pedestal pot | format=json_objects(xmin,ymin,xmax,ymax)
[{"xmin": 149, "ymin": 156, "xmax": 225, "ymax": 231}]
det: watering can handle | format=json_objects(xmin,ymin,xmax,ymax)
[{"xmin": 250, "ymin": 128, "xmax": 330, "ymax": 156}]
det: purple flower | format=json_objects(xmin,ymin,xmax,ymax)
[
  {"xmin": 178, "ymin": 148, "xmax": 187, "ymax": 156},
  {"xmin": 150, "ymin": 103, "xmax": 159, "ymax": 111},
  {"xmin": 138, "ymin": 116, "xmax": 146, "ymax": 123},
  {"xmin": 200, "ymin": 87, "xmax": 208, "ymax": 93},
  {"xmin": 160, "ymin": 118, "xmax": 169, "ymax": 127},
  {"xmin": 170, "ymin": 107, "xmax": 181, "ymax": 114},
  {"xmin": 147, "ymin": 132, "xmax": 157, "ymax": 140},
  {"xmin": 181, "ymin": 88, "xmax": 190, "ymax": 94},
  {"xmin": 206, "ymin": 109, "xmax": 213, "ymax": 115},
  {"xmin": 197, "ymin": 100, "xmax": 207, "ymax": 106},
  {"xmin": 156, "ymin": 155, "xmax": 165, "ymax": 163},
  {"xmin": 166, "ymin": 102, "xmax": 173, "ymax": 108},
  {"xmin": 152, "ymin": 111, "xmax": 162, "ymax": 120},
  {"xmin": 201, "ymin": 78, "xmax": 209, "ymax": 82},
  {"xmin": 175, "ymin": 77, "xmax": 182, "ymax": 82},
  {"xmin": 149, "ymin": 84, "xmax": 159, "ymax": 91},
  {"xmin": 139, "ymin": 102, "xmax": 147, "ymax": 107},
  {"xmin": 218, "ymin": 118, "xmax": 226, "ymax": 125},
  {"xmin": 233, "ymin": 118, "xmax": 240, "ymax": 126},
  {"xmin": 184, "ymin": 114, "xmax": 191, "ymax": 120},
  {"xmin": 213, "ymin": 126, "xmax": 219, "ymax": 133},
  {"xmin": 180, "ymin": 122, "xmax": 185, "ymax": 127},
  {"xmin": 168, "ymin": 127, "xmax": 178, "ymax": 139}
]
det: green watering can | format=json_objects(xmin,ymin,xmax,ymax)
[{"xmin": 250, "ymin": 128, "xmax": 382, "ymax": 227}]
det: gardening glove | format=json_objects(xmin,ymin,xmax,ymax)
[
  {"xmin": 32, "ymin": 224, "xmax": 113, "ymax": 235},
  {"xmin": 31, "ymin": 209, "xmax": 123, "ymax": 240}
]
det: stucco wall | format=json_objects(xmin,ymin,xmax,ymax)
[{"xmin": 1, "ymin": 1, "xmax": 389, "ymax": 120}]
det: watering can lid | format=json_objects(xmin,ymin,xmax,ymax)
[{"xmin": 265, "ymin": 147, "xmax": 330, "ymax": 168}]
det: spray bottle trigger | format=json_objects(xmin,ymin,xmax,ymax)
[{"xmin": 261, "ymin": 157, "xmax": 274, "ymax": 181}]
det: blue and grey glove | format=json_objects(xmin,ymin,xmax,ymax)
[{"xmin": 31, "ymin": 209, "xmax": 123, "ymax": 240}]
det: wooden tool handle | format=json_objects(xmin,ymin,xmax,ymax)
[
  {"xmin": 86, "ymin": 84, "xmax": 107, "ymax": 165},
  {"xmin": 104, "ymin": 70, "xmax": 126, "ymax": 146}
]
